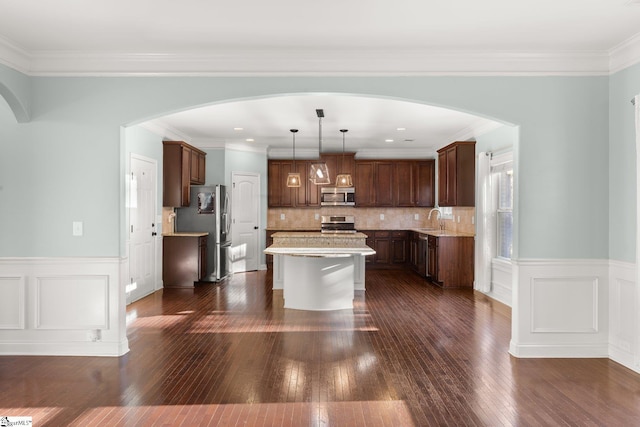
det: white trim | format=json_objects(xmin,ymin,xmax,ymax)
[
  {"xmin": 0, "ymin": 256, "xmax": 129, "ymax": 357},
  {"xmin": 0, "ymin": 42, "xmax": 622, "ymax": 76},
  {"xmin": 609, "ymin": 32, "xmax": 640, "ymax": 74}
]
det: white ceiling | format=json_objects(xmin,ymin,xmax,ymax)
[{"xmin": 1, "ymin": 0, "xmax": 638, "ymax": 154}]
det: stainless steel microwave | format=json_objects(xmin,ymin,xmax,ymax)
[{"xmin": 320, "ymin": 187, "xmax": 355, "ymax": 206}]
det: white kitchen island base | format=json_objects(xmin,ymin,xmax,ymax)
[
  {"xmin": 283, "ymin": 255, "xmax": 355, "ymax": 311},
  {"xmin": 265, "ymin": 232, "xmax": 375, "ymax": 311}
]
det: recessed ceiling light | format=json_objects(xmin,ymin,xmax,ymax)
[
  {"xmin": 246, "ymin": 138, "xmax": 254, "ymax": 142},
  {"xmin": 404, "ymin": 139, "xmax": 414, "ymax": 142},
  {"xmin": 396, "ymin": 127, "xmax": 406, "ymax": 131},
  {"xmin": 233, "ymin": 127, "xmax": 244, "ymax": 131},
  {"xmin": 385, "ymin": 139, "xmax": 394, "ymax": 143}
]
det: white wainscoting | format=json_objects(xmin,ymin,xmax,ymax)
[
  {"xmin": 510, "ymin": 259, "xmax": 609, "ymax": 358},
  {"xmin": 609, "ymin": 260, "xmax": 639, "ymax": 373},
  {"xmin": 488, "ymin": 258, "xmax": 512, "ymax": 307},
  {"xmin": 0, "ymin": 257, "xmax": 129, "ymax": 357}
]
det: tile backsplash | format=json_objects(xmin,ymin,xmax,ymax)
[{"xmin": 267, "ymin": 206, "xmax": 475, "ymax": 234}]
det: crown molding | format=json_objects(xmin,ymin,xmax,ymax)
[
  {"xmin": 0, "ymin": 41, "xmax": 620, "ymax": 76},
  {"xmin": 609, "ymin": 32, "xmax": 640, "ymax": 73}
]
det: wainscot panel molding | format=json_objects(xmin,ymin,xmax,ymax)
[
  {"xmin": 608, "ymin": 260, "xmax": 639, "ymax": 374},
  {"xmin": 510, "ymin": 259, "xmax": 609, "ymax": 358},
  {"xmin": 0, "ymin": 276, "xmax": 25, "ymax": 329},
  {"xmin": 0, "ymin": 257, "xmax": 129, "ymax": 357},
  {"xmin": 487, "ymin": 258, "xmax": 512, "ymax": 307}
]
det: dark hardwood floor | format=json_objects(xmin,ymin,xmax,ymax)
[{"xmin": 2, "ymin": 269, "xmax": 640, "ymax": 426}]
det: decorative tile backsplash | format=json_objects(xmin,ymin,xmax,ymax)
[{"xmin": 267, "ymin": 206, "xmax": 475, "ymax": 234}]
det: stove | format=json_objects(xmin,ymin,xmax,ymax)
[{"xmin": 320, "ymin": 215, "xmax": 356, "ymax": 233}]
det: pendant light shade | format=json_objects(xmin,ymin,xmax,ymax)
[
  {"xmin": 335, "ymin": 129, "xmax": 353, "ymax": 187},
  {"xmin": 309, "ymin": 109, "xmax": 331, "ymax": 185},
  {"xmin": 286, "ymin": 129, "xmax": 301, "ymax": 188}
]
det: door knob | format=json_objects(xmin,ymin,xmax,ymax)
[
  {"xmin": 152, "ymin": 232, "xmax": 157, "ymax": 236},
  {"xmin": 254, "ymin": 226, "xmax": 259, "ymax": 229}
]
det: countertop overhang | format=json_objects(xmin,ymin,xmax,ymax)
[{"xmin": 265, "ymin": 231, "xmax": 375, "ymax": 257}]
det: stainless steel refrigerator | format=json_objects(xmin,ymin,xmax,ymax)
[{"xmin": 176, "ymin": 185, "xmax": 231, "ymax": 282}]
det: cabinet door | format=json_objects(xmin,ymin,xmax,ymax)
[
  {"xmin": 427, "ymin": 236, "xmax": 438, "ymax": 280},
  {"xmin": 198, "ymin": 236, "xmax": 208, "ymax": 280},
  {"xmin": 414, "ymin": 160, "xmax": 435, "ymax": 207},
  {"xmin": 355, "ymin": 162, "xmax": 375, "ymax": 206},
  {"xmin": 196, "ymin": 151, "xmax": 206, "ymax": 184},
  {"xmin": 181, "ymin": 146, "xmax": 191, "ymax": 206},
  {"xmin": 375, "ymin": 162, "xmax": 394, "ymax": 206},
  {"xmin": 393, "ymin": 161, "xmax": 414, "ymax": 206},
  {"xmin": 190, "ymin": 149, "xmax": 199, "ymax": 183},
  {"xmin": 391, "ymin": 231, "xmax": 408, "ymax": 264},
  {"xmin": 374, "ymin": 234, "xmax": 390, "ymax": 265},
  {"xmin": 268, "ymin": 161, "xmax": 294, "ymax": 207}
]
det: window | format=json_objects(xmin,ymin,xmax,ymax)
[{"xmin": 491, "ymin": 155, "xmax": 513, "ymax": 260}]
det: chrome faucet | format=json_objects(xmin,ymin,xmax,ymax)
[{"xmin": 428, "ymin": 208, "xmax": 445, "ymax": 231}]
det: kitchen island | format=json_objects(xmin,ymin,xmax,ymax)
[{"xmin": 264, "ymin": 232, "xmax": 375, "ymax": 311}]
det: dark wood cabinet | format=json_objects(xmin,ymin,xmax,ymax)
[
  {"xmin": 163, "ymin": 141, "xmax": 207, "ymax": 207},
  {"xmin": 268, "ymin": 157, "xmax": 435, "ymax": 208},
  {"xmin": 437, "ymin": 141, "xmax": 475, "ymax": 207},
  {"xmin": 362, "ymin": 230, "xmax": 408, "ymax": 268},
  {"xmin": 355, "ymin": 159, "xmax": 434, "ymax": 208},
  {"xmin": 410, "ymin": 231, "xmax": 427, "ymax": 276},
  {"xmin": 414, "ymin": 160, "xmax": 436, "ymax": 207},
  {"xmin": 320, "ymin": 152, "xmax": 355, "ymax": 187},
  {"xmin": 162, "ymin": 235, "xmax": 208, "ymax": 287},
  {"xmin": 427, "ymin": 234, "xmax": 474, "ymax": 288},
  {"xmin": 267, "ymin": 159, "xmax": 321, "ymax": 208}
]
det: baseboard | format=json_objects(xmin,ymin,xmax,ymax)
[
  {"xmin": 0, "ymin": 340, "xmax": 129, "ymax": 357},
  {"xmin": 509, "ymin": 341, "xmax": 609, "ymax": 358}
]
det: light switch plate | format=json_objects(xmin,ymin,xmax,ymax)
[{"xmin": 73, "ymin": 221, "xmax": 83, "ymax": 236}]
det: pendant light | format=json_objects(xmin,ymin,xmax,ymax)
[
  {"xmin": 286, "ymin": 129, "xmax": 301, "ymax": 187},
  {"xmin": 335, "ymin": 129, "xmax": 353, "ymax": 187},
  {"xmin": 309, "ymin": 109, "xmax": 331, "ymax": 185}
]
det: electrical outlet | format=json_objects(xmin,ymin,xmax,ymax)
[
  {"xmin": 314, "ymin": 213, "xmax": 320, "ymax": 220},
  {"xmin": 414, "ymin": 214, "xmax": 419, "ymax": 220},
  {"xmin": 380, "ymin": 213, "xmax": 385, "ymax": 220},
  {"xmin": 457, "ymin": 216, "xmax": 461, "ymax": 223},
  {"xmin": 472, "ymin": 216, "xmax": 475, "ymax": 225},
  {"xmin": 280, "ymin": 213, "xmax": 285, "ymax": 220}
]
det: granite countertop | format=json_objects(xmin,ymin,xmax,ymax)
[
  {"xmin": 408, "ymin": 228, "xmax": 475, "ymax": 237},
  {"xmin": 162, "ymin": 232, "xmax": 209, "ymax": 237},
  {"xmin": 266, "ymin": 231, "xmax": 375, "ymax": 257}
]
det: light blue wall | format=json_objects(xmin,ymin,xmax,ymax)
[
  {"xmin": 203, "ymin": 148, "xmax": 226, "ymax": 185},
  {"xmin": 0, "ymin": 67, "xmax": 615, "ymax": 261},
  {"xmin": 475, "ymin": 124, "xmax": 518, "ymax": 154},
  {"xmin": 609, "ymin": 62, "xmax": 640, "ymax": 262}
]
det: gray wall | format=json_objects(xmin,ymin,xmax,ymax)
[
  {"xmin": 609, "ymin": 62, "xmax": 640, "ymax": 262},
  {"xmin": 0, "ymin": 69, "xmax": 618, "ymax": 262}
]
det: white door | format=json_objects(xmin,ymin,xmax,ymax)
[
  {"xmin": 231, "ymin": 172, "xmax": 260, "ymax": 272},
  {"xmin": 129, "ymin": 154, "xmax": 157, "ymax": 304}
]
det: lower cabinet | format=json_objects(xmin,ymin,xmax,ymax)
[
  {"xmin": 163, "ymin": 235, "xmax": 208, "ymax": 287},
  {"xmin": 362, "ymin": 230, "xmax": 408, "ymax": 268},
  {"xmin": 427, "ymin": 235, "xmax": 474, "ymax": 288},
  {"xmin": 410, "ymin": 231, "xmax": 427, "ymax": 277}
]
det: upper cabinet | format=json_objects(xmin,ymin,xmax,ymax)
[
  {"xmin": 437, "ymin": 141, "xmax": 475, "ymax": 207},
  {"xmin": 268, "ymin": 156, "xmax": 435, "ymax": 208},
  {"xmin": 163, "ymin": 141, "xmax": 207, "ymax": 207},
  {"xmin": 267, "ymin": 159, "xmax": 321, "ymax": 208},
  {"xmin": 355, "ymin": 159, "xmax": 435, "ymax": 208}
]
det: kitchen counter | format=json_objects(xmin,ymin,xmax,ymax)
[
  {"xmin": 409, "ymin": 228, "xmax": 475, "ymax": 237},
  {"xmin": 162, "ymin": 232, "xmax": 209, "ymax": 237}
]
